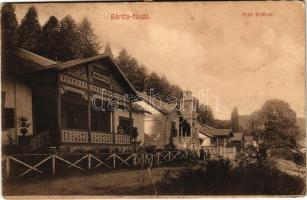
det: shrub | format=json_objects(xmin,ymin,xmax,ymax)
[
  {"xmin": 155, "ymin": 159, "xmax": 305, "ymax": 195},
  {"xmin": 293, "ymin": 151, "xmax": 306, "ymax": 166}
]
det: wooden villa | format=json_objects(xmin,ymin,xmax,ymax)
[{"xmin": 2, "ymin": 48, "xmax": 147, "ymax": 153}]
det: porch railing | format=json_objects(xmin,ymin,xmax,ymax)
[
  {"xmin": 114, "ymin": 134, "xmax": 130, "ymax": 144},
  {"xmin": 91, "ymin": 132, "xmax": 113, "ymax": 144},
  {"xmin": 61, "ymin": 129, "xmax": 131, "ymax": 145},
  {"xmin": 61, "ymin": 130, "xmax": 88, "ymax": 143}
]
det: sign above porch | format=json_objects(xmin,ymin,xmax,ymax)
[{"xmin": 92, "ymin": 71, "xmax": 111, "ymax": 84}]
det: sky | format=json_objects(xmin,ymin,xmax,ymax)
[{"xmin": 14, "ymin": 1, "xmax": 305, "ymax": 120}]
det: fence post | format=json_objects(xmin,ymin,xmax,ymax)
[
  {"xmin": 5, "ymin": 156, "xmax": 10, "ymax": 180},
  {"xmin": 168, "ymin": 152, "xmax": 171, "ymax": 162},
  {"xmin": 133, "ymin": 153, "xmax": 137, "ymax": 166},
  {"xmin": 142, "ymin": 154, "xmax": 145, "ymax": 168},
  {"xmin": 52, "ymin": 155, "xmax": 56, "ymax": 175},
  {"xmin": 88, "ymin": 154, "xmax": 91, "ymax": 170},
  {"xmin": 144, "ymin": 154, "xmax": 146, "ymax": 167},
  {"xmin": 113, "ymin": 154, "xmax": 116, "ymax": 169},
  {"xmin": 157, "ymin": 153, "xmax": 160, "ymax": 165}
]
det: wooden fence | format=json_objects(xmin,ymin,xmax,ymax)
[{"xmin": 2, "ymin": 150, "xmax": 199, "ymax": 181}]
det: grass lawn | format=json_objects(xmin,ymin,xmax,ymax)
[{"xmin": 3, "ymin": 160, "xmax": 197, "ymax": 196}]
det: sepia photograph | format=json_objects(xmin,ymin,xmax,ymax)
[{"xmin": 1, "ymin": 1, "xmax": 306, "ymax": 197}]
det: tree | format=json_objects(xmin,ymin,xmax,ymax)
[
  {"xmin": 231, "ymin": 107, "xmax": 239, "ymax": 132},
  {"xmin": 159, "ymin": 76, "xmax": 172, "ymax": 101},
  {"xmin": 38, "ymin": 16, "xmax": 59, "ymax": 60},
  {"xmin": 198, "ymin": 104, "xmax": 215, "ymax": 126},
  {"xmin": 144, "ymin": 72, "xmax": 161, "ymax": 95},
  {"xmin": 19, "ymin": 6, "xmax": 41, "ymax": 53},
  {"xmin": 78, "ymin": 17, "xmax": 100, "ymax": 58},
  {"xmin": 169, "ymin": 85, "xmax": 183, "ymax": 100},
  {"xmin": 213, "ymin": 119, "xmax": 231, "ymax": 129},
  {"xmin": 57, "ymin": 15, "xmax": 81, "ymax": 61},
  {"xmin": 116, "ymin": 48, "xmax": 147, "ymax": 92},
  {"xmin": 1, "ymin": 4, "xmax": 19, "ymax": 53},
  {"xmin": 247, "ymin": 99, "xmax": 300, "ymax": 160},
  {"xmin": 116, "ymin": 48, "xmax": 185, "ymax": 101},
  {"xmin": 116, "ymin": 48, "xmax": 129, "ymax": 66},
  {"xmin": 104, "ymin": 42, "xmax": 113, "ymax": 58},
  {"xmin": 1, "ymin": 3, "xmax": 19, "ymax": 70},
  {"xmin": 134, "ymin": 64, "xmax": 147, "ymax": 92}
]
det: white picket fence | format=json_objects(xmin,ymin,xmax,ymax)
[
  {"xmin": 203, "ymin": 147, "xmax": 236, "ymax": 160},
  {"xmin": 2, "ymin": 151, "xmax": 199, "ymax": 180}
]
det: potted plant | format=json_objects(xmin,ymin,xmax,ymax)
[{"xmin": 17, "ymin": 117, "xmax": 31, "ymax": 153}]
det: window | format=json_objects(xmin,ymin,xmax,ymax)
[
  {"xmin": 171, "ymin": 121, "xmax": 177, "ymax": 137},
  {"xmin": 179, "ymin": 117, "xmax": 183, "ymax": 136},
  {"xmin": 181, "ymin": 120, "xmax": 191, "ymax": 137},
  {"xmin": 91, "ymin": 103, "xmax": 111, "ymax": 132},
  {"xmin": 132, "ymin": 127, "xmax": 138, "ymax": 139},
  {"xmin": 61, "ymin": 91, "xmax": 88, "ymax": 130},
  {"xmin": 192, "ymin": 102, "xmax": 196, "ymax": 111},
  {"xmin": 2, "ymin": 92, "xmax": 15, "ymax": 130},
  {"xmin": 2, "ymin": 108, "xmax": 15, "ymax": 130},
  {"xmin": 184, "ymin": 102, "xmax": 190, "ymax": 111},
  {"xmin": 118, "ymin": 116, "xmax": 132, "ymax": 135}
]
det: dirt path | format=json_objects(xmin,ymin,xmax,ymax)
[
  {"xmin": 3, "ymin": 166, "xmax": 187, "ymax": 196},
  {"xmin": 275, "ymin": 158, "xmax": 306, "ymax": 178}
]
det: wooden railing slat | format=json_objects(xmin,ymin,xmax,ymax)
[
  {"xmin": 18, "ymin": 155, "xmax": 53, "ymax": 177},
  {"xmin": 9, "ymin": 156, "xmax": 43, "ymax": 174}
]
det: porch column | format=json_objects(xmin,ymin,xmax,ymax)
[
  {"xmin": 87, "ymin": 66, "xmax": 91, "ymax": 143},
  {"xmin": 111, "ymin": 111, "xmax": 115, "ymax": 144},
  {"xmin": 57, "ymin": 76, "xmax": 62, "ymax": 146},
  {"xmin": 110, "ymin": 111, "xmax": 113, "ymax": 133},
  {"xmin": 129, "ymin": 101, "xmax": 133, "ymax": 145}
]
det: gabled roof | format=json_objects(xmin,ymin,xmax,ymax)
[
  {"xmin": 45, "ymin": 54, "xmax": 108, "ymax": 71},
  {"xmin": 136, "ymin": 91, "xmax": 181, "ymax": 115},
  {"xmin": 231, "ymin": 132, "xmax": 244, "ymax": 141},
  {"xmin": 9, "ymin": 48, "xmax": 58, "ymax": 77},
  {"xmin": 199, "ymin": 132, "xmax": 210, "ymax": 139},
  {"xmin": 132, "ymin": 102, "xmax": 151, "ymax": 114},
  {"xmin": 202, "ymin": 124, "xmax": 216, "ymax": 129},
  {"xmin": 201, "ymin": 128, "xmax": 231, "ymax": 137},
  {"xmin": 13, "ymin": 48, "xmax": 138, "ymax": 96},
  {"xmin": 198, "ymin": 125, "xmax": 232, "ymax": 138},
  {"xmin": 15, "ymin": 48, "xmax": 57, "ymax": 68},
  {"xmin": 198, "ymin": 129, "xmax": 214, "ymax": 138}
]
